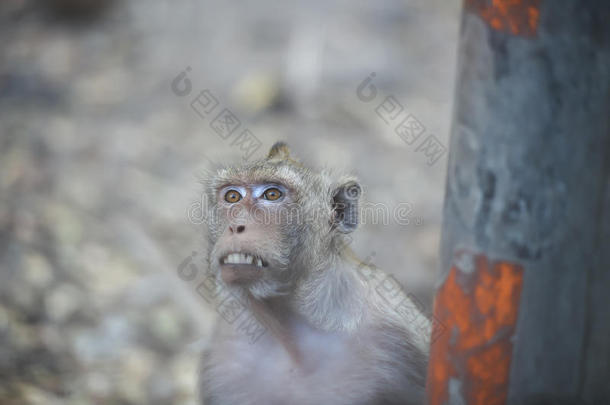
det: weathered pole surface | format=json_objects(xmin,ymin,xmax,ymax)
[{"xmin": 427, "ymin": 1, "xmax": 610, "ymax": 404}]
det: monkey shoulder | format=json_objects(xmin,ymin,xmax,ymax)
[
  {"xmin": 349, "ymin": 261, "xmax": 431, "ymax": 340},
  {"xmin": 347, "ymin": 259, "xmax": 431, "ymax": 377}
]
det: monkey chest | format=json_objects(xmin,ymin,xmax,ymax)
[{"xmin": 207, "ymin": 331, "xmax": 379, "ymax": 405}]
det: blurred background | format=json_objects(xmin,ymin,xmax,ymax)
[{"xmin": 0, "ymin": 0, "xmax": 460, "ymax": 403}]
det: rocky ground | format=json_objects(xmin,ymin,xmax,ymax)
[{"xmin": 0, "ymin": 0, "xmax": 460, "ymax": 403}]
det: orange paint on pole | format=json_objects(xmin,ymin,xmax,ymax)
[
  {"xmin": 465, "ymin": 0, "xmax": 542, "ymax": 36},
  {"xmin": 426, "ymin": 250, "xmax": 524, "ymax": 405}
]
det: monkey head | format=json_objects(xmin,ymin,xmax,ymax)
[{"xmin": 204, "ymin": 142, "xmax": 361, "ymax": 299}]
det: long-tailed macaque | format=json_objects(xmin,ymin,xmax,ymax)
[{"xmin": 199, "ymin": 142, "xmax": 429, "ymax": 405}]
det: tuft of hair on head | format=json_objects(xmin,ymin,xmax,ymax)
[
  {"xmin": 266, "ymin": 141, "xmax": 305, "ymax": 168},
  {"xmin": 267, "ymin": 141, "xmax": 293, "ymax": 161}
]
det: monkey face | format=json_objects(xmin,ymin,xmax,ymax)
[
  {"xmin": 209, "ymin": 182, "xmax": 298, "ymax": 296},
  {"xmin": 204, "ymin": 143, "xmax": 361, "ymax": 299}
]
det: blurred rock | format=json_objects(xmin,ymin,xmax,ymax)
[
  {"xmin": 149, "ymin": 305, "xmax": 184, "ymax": 348},
  {"xmin": 117, "ymin": 349, "xmax": 155, "ymax": 403},
  {"xmin": 45, "ymin": 284, "xmax": 82, "ymax": 323},
  {"xmin": 232, "ymin": 71, "xmax": 284, "ymax": 114},
  {"xmin": 23, "ymin": 253, "xmax": 54, "ymax": 290}
]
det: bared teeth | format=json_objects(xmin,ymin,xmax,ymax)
[{"xmin": 222, "ymin": 253, "xmax": 264, "ymax": 267}]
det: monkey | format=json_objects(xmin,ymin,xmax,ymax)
[{"xmin": 198, "ymin": 142, "xmax": 430, "ymax": 405}]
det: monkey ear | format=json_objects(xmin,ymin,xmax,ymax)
[
  {"xmin": 267, "ymin": 142, "xmax": 292, "ymax": 160},
  {"xmin": 332, "ymin": 181, "xmax": 361, "ymax": 233}
]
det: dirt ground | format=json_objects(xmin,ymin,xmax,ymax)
[{"xmin": 0, "ymin": 0, "xmax": 460, "ymax": 403}]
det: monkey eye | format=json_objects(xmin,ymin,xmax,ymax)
[
  {"xmin": 262, "ymin": 187, "xmax": 282, "ymax": 201},
  {"xmin": 224, "ymin": 190, "xmax": 242, "ymax": 203}
]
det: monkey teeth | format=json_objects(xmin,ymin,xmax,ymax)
[{"xmin": 221, "ymin": 253, "xmax": 265, "ymax": 268}]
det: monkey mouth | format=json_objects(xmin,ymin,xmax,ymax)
[
  {"xmin": 219, "ymin": 252, "xmax": 268, "ymax": 285},
  {"xmin": 220, "ymin": 252, "xmax": 267, "ymax": 268}
]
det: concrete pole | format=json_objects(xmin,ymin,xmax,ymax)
[{"xmin": 427, "ymin": 1, "xmax": 610, "ymax": 404}]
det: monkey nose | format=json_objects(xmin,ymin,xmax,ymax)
[{"xmin": 229, "ymin": 225, "xmax": 246, "ymax": 234}]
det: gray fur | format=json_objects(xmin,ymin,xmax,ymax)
[{"xmin": 199, "ymin": 143, "xmax": 429, "ymax": 405}]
